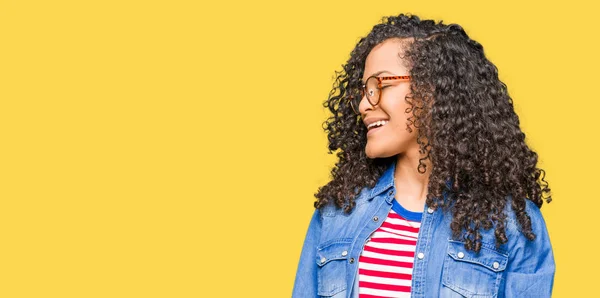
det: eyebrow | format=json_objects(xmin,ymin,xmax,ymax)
[{"xmin": 361, "ymin": 70, "xmax": 395, "ymax": 84}]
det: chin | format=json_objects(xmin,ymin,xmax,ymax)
[{"xmin": 365, "ymin": 145, "xmax": 395, "ymax": 159}]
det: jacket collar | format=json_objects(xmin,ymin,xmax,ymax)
[{"xmin": 367, "ymin": 160, "xmax": 396, "ymax": 202}]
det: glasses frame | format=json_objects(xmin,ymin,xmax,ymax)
[{"xmin": 351, "ymin": 75, "xmax": 411, "ymax": 115}]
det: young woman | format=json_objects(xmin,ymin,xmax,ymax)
[{"xmin": 292, "ymin": 13, "xmax": 555, "ymax": 298}]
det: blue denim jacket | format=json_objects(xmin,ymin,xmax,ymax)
[{"xmin": 292, "ymin": 161, "xmax": 555, "ymax": 297}]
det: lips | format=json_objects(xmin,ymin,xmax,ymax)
[
  {"xmin": 368, "ymin": 124, "xmax": 383, "ymax": 131},
  {"xmin": 367, "ymin": 124, "xmax": 385, "ymax": 135},
  {"xmin": 367, "ymin": 120, "xmax": 388, "ymax": 130},
  {"xmin": 364, "ymin": 118, "xmax": 389, "ymax": 130}
]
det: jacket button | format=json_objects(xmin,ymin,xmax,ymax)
[
  {"xmin": 493, "ymin": 262, "xmax": 500, "ymax": 269},
  {"xmin": 320, "ymin": 257, "xmax": 326, "ymax": 264},
  {"xmin": 457, "ymin": 252, "xmax": 464, "ymax": 259},
  {"xmin": 341, "ymin": 250, "xmax": 348, "ymax": 257},
  {"xmin": 417, "ymin": 252, "xmax": 424, "ymax": 259},
  {"xmin": 373, "ymin": 216, "xmax": 379, "ymax": 222},
  {"xmin": 349, "ymin": 257, "xmax": 355, "ymax": 264},
  {"xmin": 427, "ymin": 207, "xmax": 434, "ymax": 214},
  {"xmin": 388, "ymin": 190, "xmax": 393, "ymax": 195}
]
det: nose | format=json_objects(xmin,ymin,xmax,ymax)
[{"xmin": 358, "ymin": 93, "xmax": 375, "ymax": 115}]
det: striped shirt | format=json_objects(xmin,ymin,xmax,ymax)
[{"xmin": 358, "ymin": 199, "xmax": 423, "ymax": 298}]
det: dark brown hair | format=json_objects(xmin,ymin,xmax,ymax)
[{"xmin": 314, "ymin": 13, "xmax": 552, "ymax": 253}]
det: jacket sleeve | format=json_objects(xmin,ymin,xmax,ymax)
[
  {"xmin": 292, "ymin": 208, "xmax": 322, "ymax": 298},
  {"xmin": 503, "ymin": 200, "xmax": 556, "ymax": 297}
]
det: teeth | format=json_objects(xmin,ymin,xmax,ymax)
[{"xmin": 367, "ymin": 120, "xmax": 388, "ymax": 129}]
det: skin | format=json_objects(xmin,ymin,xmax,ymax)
[{"xmin": 358, "ymin": 38, "xmax": 432, "ymax": 212}]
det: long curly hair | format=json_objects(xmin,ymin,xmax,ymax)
[{"xmin": 314, "ymin": 13, "xmax": 552, "ymax": 253}]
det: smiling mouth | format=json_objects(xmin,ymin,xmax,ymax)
[
  {"xmin": 367, "ymin": 120, "xmax": 389, "ymax": 130},
  {"xmin": 367, "ymin": 124, "xmax": 385, "ymax": 135}
]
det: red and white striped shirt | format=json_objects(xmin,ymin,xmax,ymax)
[{"xmin": 358, "ymin": 199, "xmax": 423, "ymax": 298}]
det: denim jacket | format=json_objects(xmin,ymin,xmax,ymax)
[{"xmin": 292, "ymin": 161, "xmax": 555, "ymax": 297}]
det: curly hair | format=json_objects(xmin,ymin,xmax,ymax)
[{"xmin": 314, "ymin": 13, "xmax": 552, "ymax": 253}]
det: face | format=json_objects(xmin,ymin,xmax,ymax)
[{"xmin": 359, "ymin": 38, "xmax": 418, "ymax": 159}]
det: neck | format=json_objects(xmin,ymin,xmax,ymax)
[{"xmin": 393, "ymin": 147, "xmax": 432, "ymax": 209}]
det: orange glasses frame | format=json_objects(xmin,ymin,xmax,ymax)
[{"xmin": 351, "ymin": 75, "xmax": 411, "ymax": 115}]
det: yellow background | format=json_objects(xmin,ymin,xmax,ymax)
[{"xmin": 1, "ymin": 0, "xmax": 597, "ymax": 297}]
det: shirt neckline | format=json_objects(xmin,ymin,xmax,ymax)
[{"xmin": 391, "ymin": 198, "xmax": 423, "ymax": 222}]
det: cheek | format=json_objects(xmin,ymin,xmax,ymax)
[
  {"xmin": 386, "ymin": 120, "xmax": 415, "ymax": 143},
  {"xmin": 384, "ymin": 91, "xmax": 412, "ymax": 114},
  {"xmin": 390, "ymin": 120, "xmax": 407, "ymax": 133},
  {"xmin": 387, "ymin": 106, "xmax": 417, "ymax": 138},
  {"xmin": 387, "ymin": 104, "xmax": 412, "ymax": 129}
]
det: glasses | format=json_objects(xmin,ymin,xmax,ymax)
[{"xmin": 350, "ymin": 75, "xmax": 411, "ymax": 115}]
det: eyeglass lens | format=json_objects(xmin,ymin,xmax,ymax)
[{"xmin": 351, "ymin": 77, "xmax": 380, "ymax": 114}]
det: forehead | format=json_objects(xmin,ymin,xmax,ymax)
[{"xmin": 363, "ymin": 38, "xmax": 410, "ymax": 80}]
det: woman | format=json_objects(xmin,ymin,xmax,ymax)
[{"xmin": 292, "ymin": 13, "xmax": 555, "ymax": 298}]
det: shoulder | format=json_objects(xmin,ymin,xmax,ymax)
[
  {"xmin": 503, "ymin": 196, "xmax": 549, "ymax": 237},
  {"xmin": 501, "ymin": 196, "xmax": 554, "ymax": 268},
  {"xmin": 500, "ymin": 197, "xmax": 556, "ymax": 294},
  {"xmin": 319, "ymin": 187, "xmax": 374, "ymax": 217}
]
